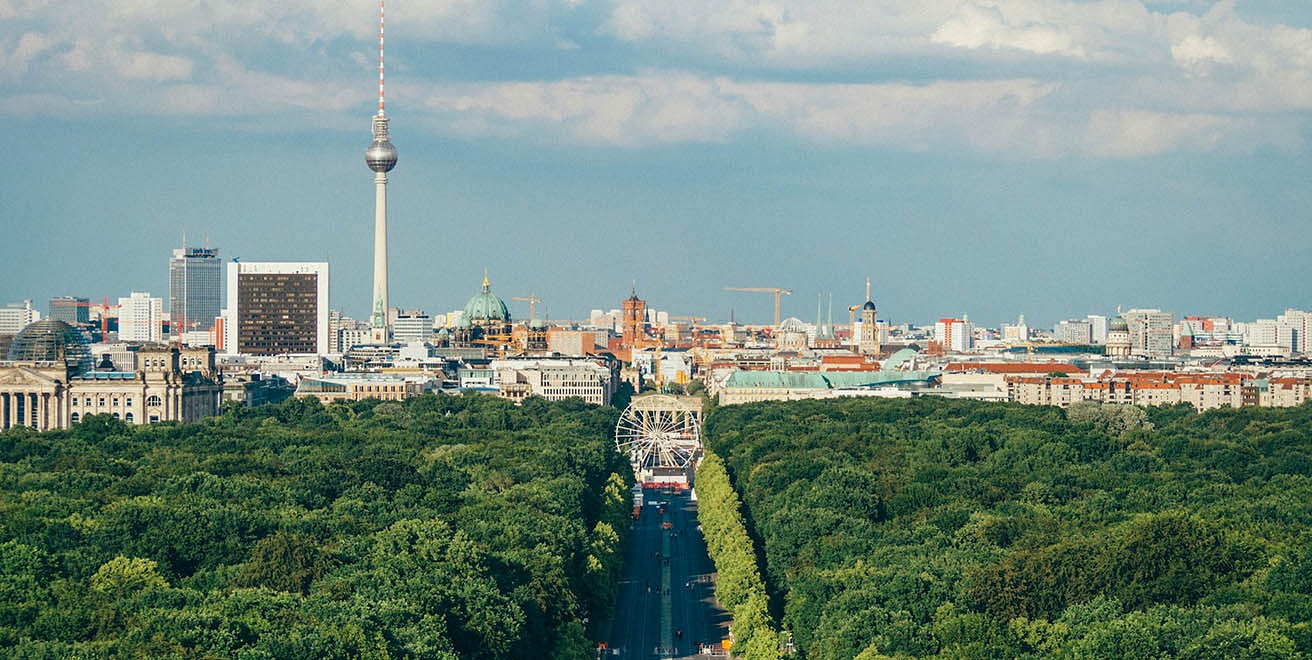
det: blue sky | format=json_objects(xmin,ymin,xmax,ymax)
[{"xmin": 1, "ymin": 0, "xmax": 1310, "ymax": 328}]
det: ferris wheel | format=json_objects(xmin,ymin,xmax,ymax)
[{"xmin": 615, "ymin": 394, "xmax": 703, "ymax": 470}]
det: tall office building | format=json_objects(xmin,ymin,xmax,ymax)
[
  {"xmin": 1124, "ymin": 308, "xmax": 1175, "ymax": 357},
  {"xmin": 118, "ymin": 292, "xmax": 164, "ymax": 342},
  {"xmin": 169, "ymin": 246, "xmax": 221, "ymax": 339},
  {"xmin": 49, "ymin": 297, "xmax": 90, "ymax": 325},
  {"xmin": 225, "ymin": 262, "xmax": 329, "ymax": 356},
  {"xmin": 365, "ymin": 0, "xmax": 398, "ymax": 343}
]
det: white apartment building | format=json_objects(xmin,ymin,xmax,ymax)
[
  {"xmin": 1278, "ymin": 309, "xmax": 1312, "ymax": 355},
  {"xmin": 0, "ymin": 300, "xmax": 40, "ymax": 335},
  {"xmin": 392, "ymin": 311, "xmax": 433, "ymax": 344},
  {"xmin": 118, "ymin": 292, "xmax": 164, "ymax": 343},
  {"xmin": 1086, "ymin": 315, "xmax": 1108, "ymax": 344}
]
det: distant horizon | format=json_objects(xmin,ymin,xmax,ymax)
[{"xmin": 5, "ymin": 262, "xmax": 1306, "ymax": 334}]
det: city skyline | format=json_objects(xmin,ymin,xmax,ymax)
[{"xmin": 2, "ymin": 2, "xmax": 1310, "ymax": 328}]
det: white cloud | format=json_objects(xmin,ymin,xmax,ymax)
[
  {"xmin": 428, "ymin": 73, "xmax": 749, "ymax": 145},
  {"xmin": 932, "ymin": 2, "xmax": 1084, "ymax": 57},
  {"xmin": 1084, "ymin": 108, "xmax": 1233, "ymax": 156},
  {"xmin": 1, "ymin": 32, "xmax": 51, "ymax": 76},
  {"xmin": 1170, "ymin": 34, "xmax": 1230, "ymax": 66},
  {"xmin": 0, "ymin": 0, "xmax": 1308, "ymax": 158},
  {"xmin": 113, "ymin": 50, "xmax": 193, "ymax": 81}
]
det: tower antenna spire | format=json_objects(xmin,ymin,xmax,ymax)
[{"xmin": 378, "ymin": 0, "xmax": 386, "ymax": 116}]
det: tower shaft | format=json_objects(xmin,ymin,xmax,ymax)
[{"xmin": 371, "ymin": 171, "xmax": 389, "ymax": 341}]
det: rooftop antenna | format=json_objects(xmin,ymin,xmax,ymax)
[
  {"xmin": 378, "ymin": 0, "xmax": 386, "ymax": 117},
  {"xmin": 865, "ymin": 277, "xmax": 871, "ymax": 303}
]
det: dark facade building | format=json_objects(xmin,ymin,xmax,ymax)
[
  {"xmin": 169, "ymin": 246, "xmax": 221, "ymax": 338},
  {"xmin": 224, "ymin": 262, "xmax": 329, "ymax": 356}
]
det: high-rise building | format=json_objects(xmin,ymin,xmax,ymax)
[
  {"xmin": 393, "ymin": 310, "xmax": 433, "ymax": 344},
  {"xmin": 1002, "ymin": 315, "xmax": 1030, "ymax": 344},
  {"xmin": 1278, "ymin": 309, "xmax": 1312, "ymax": 355},
  {"xmin": 169, "ymin": 246, "xmax": 221, "ymax": 339},
  {"xmin": 936, "ymin": 317, "xmax": 974, "ymax": 353},
  {"xmin": 48, "ymin": 297, "xmax": 90, "ymax": 325},
  {"xmin": 0, "ymin": 300, "xmax": 41, "ymax": 335},
  {"xmin": 1055, "ymin": 319, "xmax": 1092, "ymax": 344},
  {"xmin": 1124, "ymin": 308, "xmax": 1174, "ymax": 357},
  {"xmin": 1086, "ymin": 315, "xmax": 1108, "ymax": 345},
  {"xmin": 365, "ymin": 0, "xmax": 398, "ymax": 344},
  {"xmin": 118, "ymin": 292, "xmax": 164, "ymax": 343},
  {"xmin": 224, "ymin": 262, "xmax": 329, "ymax": 356}
]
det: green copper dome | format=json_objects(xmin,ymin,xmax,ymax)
[{"xmin": 463, "ymin": 273, "xmax": 510, "ymax": 324}]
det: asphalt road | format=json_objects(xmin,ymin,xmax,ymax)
[{"xmin": 602, "ymin": 488, "xmax": 731, "ymax": 659}]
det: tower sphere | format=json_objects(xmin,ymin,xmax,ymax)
[{"xmin": 366, "ymin": 139, "xmax": 397, "ymax": 173}]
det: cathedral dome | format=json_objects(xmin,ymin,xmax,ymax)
[
  {"xmin": 1109, "ymin": 316, "xmax": 1129, "ymax": 332},
  {"xmin": 6, "ymin": 319, "xmax": 93, "ymax": 374},
  {"xmin": 463, "ymin": 274, "xmax": 510, "ymax": 324}
]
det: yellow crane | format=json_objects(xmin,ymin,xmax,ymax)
[
  {"xmin": 511, "ymin": 292, "xmax": 543, "ymax": 322},
  {"xmin": 724, "ymin": 287, "xmax": 792, "ymax": 327}
]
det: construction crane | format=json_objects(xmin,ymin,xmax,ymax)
[
  {"xmin": 511, "ymin": 292, "xmax": 543, "ymax": 322},
  {"xmin": 724, "ymin": 287, "xmax": 792, "ymax": 327}
]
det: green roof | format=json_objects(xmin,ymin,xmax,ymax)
[
  {"xmin": 724, "ymin": 369, "xmax": 940, "ymax": 390},
  {"xmin": 463, "ymin": 274, "xmax": 510, "ymax": 324}
]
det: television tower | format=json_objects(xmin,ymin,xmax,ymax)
[{"xmin": 365, "ymin": 0, "xmax": 398, "ymax": 343}]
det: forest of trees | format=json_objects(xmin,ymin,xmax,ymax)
[
  {"xmin": 695, "ymin": 451, "xmax": 781, "ymax": 660},
  {"xmin": 706, "ymin": 398, "xmax": 1312, "ymax": 659},
  {"xmin": 0, "ymin": 394, "xmax": 632, "ymax": 659}
]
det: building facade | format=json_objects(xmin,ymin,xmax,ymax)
[
  {"xmin": 169, "ymin": 247, "xmax": 222, "ymax": 339},
  {"xmin": 0, "ymin": 320, "xmax": 221, "ymax": 431},
  {"xmin": 491, "ymin": 357, "xmax": 616, "ymax": 405},
  {"xmin": 118, "ymin": 292, "xmax": 164, "ymax": 343},
  {"xmin": 0, "ymin": 300, "xmax": 40, "ymax": 335},
  {"xmin": 622, "ymin": 287, "xmax": 647, "ymax": 348},
  {"xmin": 1124, "ymin": 308, "xmax": 1174, "ymax": 357},
  {"xmin": 224, "ymin": 262, "xmax": 329, "ymax": 356},
  {"xmin": 48, "ymin": 297, "xmax": 90, "ymax": 325}
]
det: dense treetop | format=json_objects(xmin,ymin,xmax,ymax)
[
  {"xmin": 0, "ymin": 394, "xmax": 632, "ymax": 659},
  {"xmin": 706, "ymin": 398, "xmax": 1312, "ymax": 659}
]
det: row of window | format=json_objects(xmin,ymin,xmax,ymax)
[
  {"xmin": 73, "ymin": 395, "xmax": 163, "ymax": 408},
  {"xmin": 69, "ymin": 412, "xmax": 161, "ymax": 424}
]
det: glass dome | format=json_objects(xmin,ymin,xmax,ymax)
[{"xmin": 6, "ymin": 319, "xmax": 93, "ymax": 374}]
